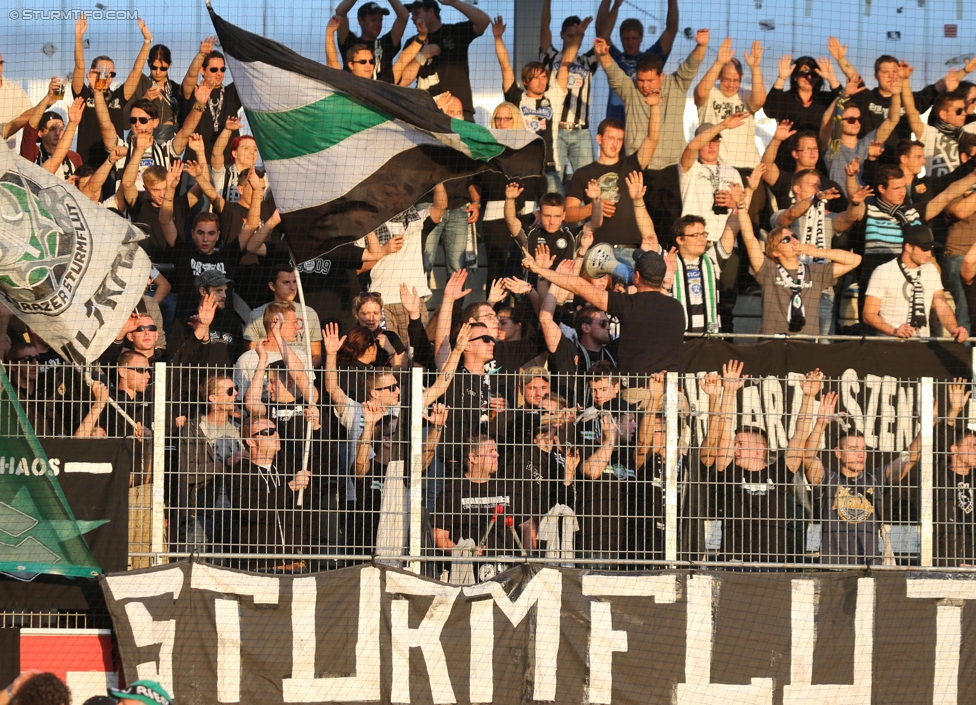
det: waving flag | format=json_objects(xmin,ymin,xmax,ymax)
[
  {"xmin": 209, "ymin": 7, "xmax": 545, "ymax": 263},
  {"xmin": 0, "ymin": 147, "xmax": 151, "ymax": 365}
]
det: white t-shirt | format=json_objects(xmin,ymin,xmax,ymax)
[
  {"xmin": 864, "ymin": 259, "xmax": 943, "ymax": 337},
  {"xmin": 358, "ymin": 206, "xmax": 432, "ymax": 304},
  {"xmin": 679, "ymin": 159, "xmax": 743, "ymax": 245},
  {"xmin": 697, "ymin": 87, "xmax": 759, "ymax": 168},
  {"xmin": 0, "ymin": 79, "xmax": 32, "ymax": 151},
  {"xmin": 233, "ymin": 348, "xmax": 314, "ymax": 401}
]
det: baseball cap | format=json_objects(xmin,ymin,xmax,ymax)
[
  {"xmin": 358, "ymin": 2, "xmax": 390, "ymax": 17},
  {"xmin": 520, "ymin": 366, "xmax": 550, "ymax": 387},
  {"xmin": 83, "ymin": 698, "xmax": 117, "ymax": 705},
  {"xmin": 109, "ymin": 681, "xmax": 173, "ymax": 705},
  {"xmin": 694, "ymin": 122, "xmax": 722, "ymax": 141},
  {"xmin": 903, "ymin": 223, "xmax": 937, "ymax": 251},
  {"xmin": 194, "ymin": 270, "xmax": 233, "ymax": 289},
  {"xmin": 406, "ymin": 0, "xmax": 438, "ymax": 10},
  {"xmin": 633, "ymin": 249, "xmax": 667, "ymax": 287}
]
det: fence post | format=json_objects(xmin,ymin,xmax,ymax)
[
  {"xmin": 408, "ymin": 366, "xmax": 424, "ymax": 574},
  {"xmin": 919, "ymin": 377, "xmax": 934, "ymax": 567},
  {"xmin": 665, "ymin": 372, "xmax": 680, "ymax": 563},
  {"xmin": 151, "ymin": 361, "xmax": 168, "ymax": 565}
]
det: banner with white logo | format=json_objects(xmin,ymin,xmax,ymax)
[{"xmin": 0, "ymin": 146, "xmax": 151, "ymax": 364}]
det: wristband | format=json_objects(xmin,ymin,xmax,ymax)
[
  {"xmin": 6, "ymin": 685, "xmax": 14, "ymax": 701},
  {"xmin": 192, "ymin": 103, "xmax": 205, "ymax": 113}
]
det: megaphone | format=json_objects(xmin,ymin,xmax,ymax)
[{"xmin": 584, "ymin": 243, "xmax": 633, "ymax": 284}]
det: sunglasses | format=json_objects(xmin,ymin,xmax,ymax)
[
  {"xmin": 375, "ymin": 382, "xmax": 400, "ymax": 392},
  {"xmin": 796, "ymin": 69, "xmax": 813, "ymax": 77},
  {"xmin": 223, "ymin": 386, "xmax": 238, "ymax": 396},
  {"xmin": 124, "ymin": 366, "xmax": 152, "ymax": 375},
  {"xmin": 253, "ymin": 427, "xmax": 278, "ymax": 437},
  {"xmin": 952, "ymin": 107, "xmax": 966, "ymax": 116},
  {"xmin": 586, "ymin": 319, "xmax": 610, "ymax": 328},
  {"xmin": 130, "ymin": 116, "xmax": 151, "ymax": 125},
  {"xmin": 133, "ymin": 325, "xmax": 158, "ymax": 333},
  {"xmin": 207, "ymin": 66, "xmax": 227, "ymax": 73},
  {"xmin": 842, "ymin": 116, "xmax": 861, "ymax": 124},
  {"xmin": 351, "ymin": 59, "xmax": 376, "ymax": 65},
  {"xmin": 472, "ymin": 335, "xmax": 496, "ymax": 344},
  {"xmin": 778, "ymin": 235, "xmax": 794, "ymax": 244},
  {"xmin": 12, "ymin": 355, "xmax": 39, "ymax": 363},
  {"xmin": 150, "ymin": 64, "xmax": 170, "ymax": 71},
  {"xmin": 98, "ymin": 71, "xmax": 118, "ymax": 78}
]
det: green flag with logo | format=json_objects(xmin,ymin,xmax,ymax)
[{"xmin": 0, "ymin": 365, "xmax": 101, "ymax": 578}]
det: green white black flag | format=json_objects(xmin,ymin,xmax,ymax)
[{"xmin": 209, "ymin": 8, "xmax": 545, "ymax": 263}]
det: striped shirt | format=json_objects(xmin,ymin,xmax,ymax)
[
  {"xmin": 863, "ymin": 198, "xmax": 921, "ymax": 255},
  {"xmin": 122, "ymin": 136, "xmax": 181, "ymax": 191},
  {"xmin": 541, "ymin": 46, "xmax": 599, "ymax": 129}
]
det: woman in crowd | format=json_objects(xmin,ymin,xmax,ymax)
[{"xmin": 125, "ymin": 44, "xmax": 183, "ymax": 141}]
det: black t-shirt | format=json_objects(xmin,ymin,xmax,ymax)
[
  {"xmin": 168, "ymin": 237, "xmax": 242, "ymax": 305},
  {"xmin": 504, "ymin": 85, "xmax": 556, "ymax": 169},
  {"xmin": 129, "ymin": 191, "xmax": 190, "ymax": 259},
  {"xmin": 193, "ymin": 83, "xmax": 243, "ymax": 163},
  {"xmin": 525, "ymin": 225, "xmax": 575, "ymax": 264},
  {"xmin": 849, "ymin": 86, "xmax": 939, "ymax": 145},
  {"xmin": 433, "ymin": 476, "xmax": 528, "ymax": 557},
  {"xmin": 408, "ymin": 21, "xmax": 480, "ymax": 120},
  {"xmin": 568, "ymin": 153, "xmax": 642, "ymax": 246},
  {"xmin": 293, "ymin": 243, "xmax": 367, "ymax": 326},
  {"xmin": 606, "ymin": 290, "xmax": 684, "ymax": 375},
  {"xmin": 73, "ymin": 83, "xmax": 127, "ymax": 165},
  {"xmin": 339, "ymin": 31, "xmax": 401, "ymax": 83},
  {"xmin": 573, "ymin": 398, "xmax": 639, "ymax": 553},
  {"xmin": 712, "ymin": 458, "xmax": 799, "ymax": 562}
]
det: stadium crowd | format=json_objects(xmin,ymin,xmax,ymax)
[{"xmin": 2, "ymin": 0, "xmax": 976, "ymax": 576}]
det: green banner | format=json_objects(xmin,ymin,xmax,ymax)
[{"xmin": 0, "ymin": 366, "xmax": 101, "ymax": 578}]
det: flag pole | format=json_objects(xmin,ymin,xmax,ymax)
[{"xmin": 286, "ymin": 243, "xmax": 316, "ymax": 508}]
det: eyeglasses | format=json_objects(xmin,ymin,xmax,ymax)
[
  {"xmin": 129, "ymin": 116, "xmax": 151, "ymax": 125},
  {"xmin": 11, "ymin": 355, "xmax": 39, "ymax": 363},
  {"xmin": 842, "ymin": 116, "xmax": 861, "ymax": 124},
  {"xmin": 585, "ymin": 319, "xmax": 610, "ymax": 328},
  {"xmin": 351, "ymin": 59, "xmax": 376, "ymax": 65},
  {"xmin": 495, "ymin": 116, "xmax": 514, "ymax": 124},
  {"xmin": 253, "ymin": 427, "xmax": 278, "ymax": 437},
  {"xmin": 476, "ymin": 311, "xmax": 498, "ymax": 321},
  {"xmin": 952, "ymin": 107, "xmax": 966, "ymax": 116},
  {"xmin": 796, "ymin": 146, "xmax": 819, "ymax": 152},
  {"xmin": 796, "ymin": 69, "xmax": 813, "ymax": 77},
  {"xmin": 683, "ymin": 230, "xmax": 708, "ymax": 239},
  {"xmin": 472, "ymin": 335, "xmax": 496, "ymax": 344},
  {"xmin": 778, "ymin": 235, "xmax": 794, "ymax": 244},
  {"xmin": 207, "ymin": 66, "xmax": 227, "ymax": 73},
  {"xmin": 133, "ymin": 325, "xmax": 158, "ymax": 333},
  {"xmin": 223, "ymin": 386, "xmax": 238, "ymax": 396},
  {"xmin": 124, "ymin": 366, "xmax": 152, "ymax": 375},
  {"xmin": 150, "ymin": 64, "xmax": 169, "ymax": 71},
  {"xmin": 374, "ymin": 382, "xmax": 400, "ymax": 392},
  {"xmin": 98, "ymin": 71, "xmax": 118, "ymax": 78},
  {"xmin": 0, "ymin": 61, "xmax": 6, "ymax": 65}
]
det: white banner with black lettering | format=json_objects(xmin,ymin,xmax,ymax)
[
  {"xmin": 0, "ymin": 145, "xmax": 151, "ymax": 364},
  {"xmin": 103, "ymin": 561, "xmax": 976, "ymax": 704}
]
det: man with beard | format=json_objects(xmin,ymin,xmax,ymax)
[{"xmin": 169, "ymin": 271, "xmax": 246, "ymax": 364}]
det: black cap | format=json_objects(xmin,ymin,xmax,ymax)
[
  {"xmin": 633, "ymin": 249, "xmax": 667, "ymax": 287},
  {"xmin": 903, "ymin": 223, "xmax": 936, "ymax": 250},
  {"xmin": 561, "ymin": 15, "xmax": 582, "ymax": 33},
  {"xmin": 358, "ymin": 2, "xmax": 390, "ymax": 17},
  {"xmin": 406, "ymin": 0, "xmax": 438, "ymax": 10}
]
